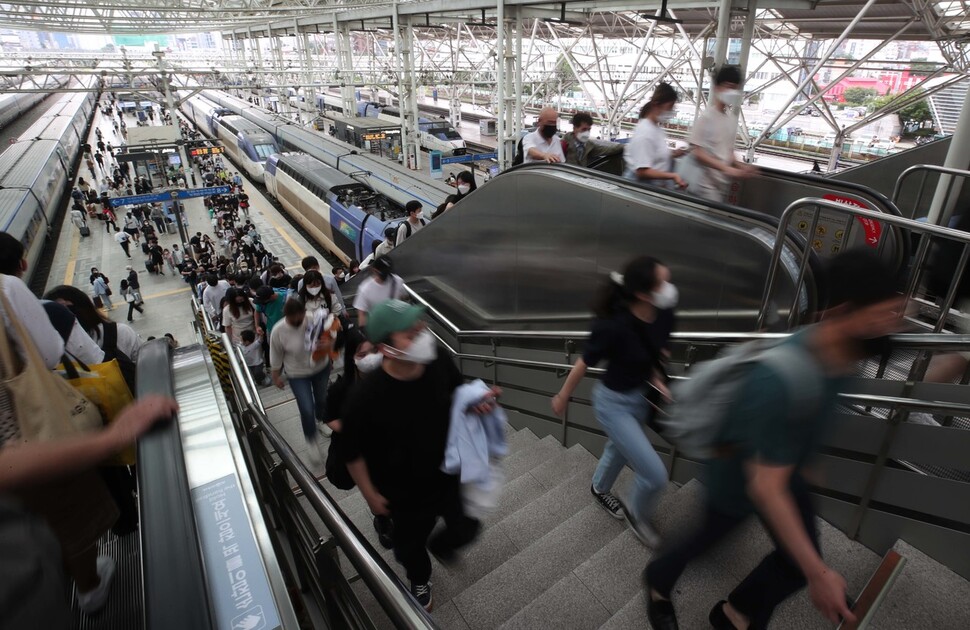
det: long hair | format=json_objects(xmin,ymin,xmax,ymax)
[
  {"xmin": 225, "ymin": 287, "xmax": 252, "ymax": 319},
  {"xmin": 592, "ymin": 256, "xmax": 662, "ymax": 319},
  {"xmin": 454, "ymin": 171, "xmax": 477, "ymax": 200},
  {"xmin": 44, "ymin": 285, "xmax": 110, "ymax": 333},
  {"xmin": 299, "ymin": 269, "xmax": 332, "ymax": 311},
  {"xmin": 638, "ymin": 82, "xmax": 679, "ymax": 119}
]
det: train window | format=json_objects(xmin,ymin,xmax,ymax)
[{"xmin": 253, "ymin": 144, "xmax": 276, "ymax": 159}]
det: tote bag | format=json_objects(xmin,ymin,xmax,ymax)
[
  {"xmin": 56, "ymin": 355, "xmax": 135, "ymax": 465},
  {"xmin": 0, "ymin": 279, "xmax": 103, "ymax": 443}
]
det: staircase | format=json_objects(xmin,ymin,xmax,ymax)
[
  {"xmin": 314, "ymin": 426, "xmax": 970, "ymax": 630},
  {"xmin": 928, "ymin": 79, "xmax": 968, "ymax": 135}
]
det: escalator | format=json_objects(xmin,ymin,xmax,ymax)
[{"xmin": 360, "ymin": 162, "xmax": 908, "ymax": 334}]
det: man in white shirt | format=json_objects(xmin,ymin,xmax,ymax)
[
  {"xmin": 522, "ymin": 107, "xmax": 566, "ymax": 164},
  {"xmin": 687, "ymin": 66, "xmax": 757, "ymax": 201},
  {"xmin": 353, "ymin": 257, "xmax": 406, "ymax": 327},
  {"xmin": 374, "ymin": 226, "xmax": 396, "ymax": 260},
  {"xmin": 114, "ymin": 230, "xmax": 132, "ymax": 258},
  {"xmin": 202, "ymin": 273, "xmax": 231, "ymax": 323},
  {"xmin": 395, "ymin": 201, "xmax": 426, "ymax": 246}
]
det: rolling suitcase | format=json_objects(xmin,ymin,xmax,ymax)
[
  {"xmin": 145, "ymin": 259, "xmax": 156, "ymax": 275},
  {"xmin": 79, "ymin": 225, "xmax": 91, "ymax": 237}
]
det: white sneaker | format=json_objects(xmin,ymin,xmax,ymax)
[
  {"xmin": 77, "ymin": 555, "xmax": 116, "ymax": 615},
  {"xmin": 305, "ymin": 438, "xmax": 324, "ymax": 468}
]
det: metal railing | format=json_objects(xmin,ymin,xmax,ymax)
[
  {"xmin": 190, "ymin": 298, "xmax": 437, "ymax": 630},
  {"xmin": 892, "ymin": 164, "xmax": 970, "ymax": 221}
]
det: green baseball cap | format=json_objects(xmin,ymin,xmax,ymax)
[{"xmin": 365, "ymin": 299, "xmax": 426, "ymax": 344}]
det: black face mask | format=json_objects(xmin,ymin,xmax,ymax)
[
  {"xmin": 859, "ymin": 335, "xmax": 893, "ymax": 357},
  {"xmin": 540, "ymin": 125, "xmax": 558, "ymax": 139}
]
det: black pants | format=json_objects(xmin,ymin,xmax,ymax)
[
  {"xmin": 391, "ymin": 476, "xmax": 480, "ymax": 585},
  {"xmin": 646, "ymin": 479, "xmax": 819, "ymax": 630},
  {"xmin": 105, "ymin": 219, "xmax": 118, "ymax": 233},
  {"xmin": 126, "ymin": 300, "xmax": 144, "ymax": 321},
  {"xmin": 119, "ymin": 241, "xmax": 130, "ymax": 257}
]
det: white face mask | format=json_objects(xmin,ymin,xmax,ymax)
[
  {"xmin": 575, "ymin": 130, "xmax": 591, "ymax": 143},
  {"xmin": 384, "ymin": 329, "xmax": 437, "ymax": 365},
  {"xmin": 718, "ymin": 89, "xmax": 743, "ymax": 107},
  {"xmin": 457, "ymin": 184, "xmax": 471, "ymax": 195},
  {"xmin": 355, "ymin": 352, "xmax": 383, "ymax": 374},
  {"xmin": 651, "ymin": 281, "xmax": 679, "ymax": 310},
  {"xmin": 307, "ymin": 285, "xmax": 322, "ymax": 296},
  {"xmin": 658, "ymin": 111, "xmax": 675, "ymax": 123}
]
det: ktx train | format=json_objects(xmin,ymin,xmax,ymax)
[
  {"xmin": 181, "ymin": 94, "xmax": 280, "ymax": 183},
  {"xmin": 264, "ymin": 152, "xmax": 403, "ymax": 264},
  {"xmin": 0, "ymin": 82, "xmax": 96, "ymax": 284}
]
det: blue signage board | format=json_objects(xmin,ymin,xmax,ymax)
[
  {"xmin": 108, "ymin": 186, "xmax": 231, "ymax": 208},
  {"xmin": 429, "ymin": 150, "xmax": 443, "ymax": 179},
  {"xmin": 192, "ymin": 474, "xmax": 282, "ymax": 630},
  {"xmin": 441, "ymin": 152, "xmax": 498, "ymax": 165}
]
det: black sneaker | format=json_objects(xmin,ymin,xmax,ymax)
[
  {"xmin": 643, "ymin": 569, "xmax": 679, "ymax": 630},
  {"xmin": 590, "ymin": 485, "xmax": 625, "ymax": 520},
  {"xmin": 411, "ymin": 581, "xmax": 433, "ymax": 612},
  {"xmin": 374, "ymin": 515, "xmax": 394, "ymax": 550}
]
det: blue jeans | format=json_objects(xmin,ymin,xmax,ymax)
[
  {"xmin": 288, "ymin": 364, "xmax": 331, "ymax": 440},
  {"xmin": 590, "ymin": 381, "xmax": 668, "ymax": 525}
]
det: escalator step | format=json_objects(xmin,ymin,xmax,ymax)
[{"xmin": 72, "ymin": 531, "xmax": 143, "ymax": 630}]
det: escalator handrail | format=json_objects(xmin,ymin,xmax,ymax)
[
  {"xmin": 217, "ymin": 327, "xmax": 438, "ymax": 630},
  {"xmin": 136, "ymin": 339, "xmax": 214, "ymax": 630}
]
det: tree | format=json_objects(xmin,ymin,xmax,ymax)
[
  {"xmin": 842, "ymin": 87, "xmax": 878, "ymax": 106},
  {"xmin": 869, "ymin": 89, "xmax": 932, "ymax": 123}
]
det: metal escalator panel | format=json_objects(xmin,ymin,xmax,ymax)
[
  {"xmin": 137, "ymin": 340, "xmax": 298, "ymax": 630},
  {"xmin": 379, "ymin": 163, "xmax": 817, "ymax": 333}
]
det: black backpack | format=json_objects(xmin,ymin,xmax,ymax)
[
  {"xmin": 102, "ymin": 321, "xmax": 137, "ymax": 393},
  {"xmin": 512, "ymin": 137, "xmax": 525, "ymax": 166}
]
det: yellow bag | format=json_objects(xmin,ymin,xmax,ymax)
[{"xmin": 57, "ymin": 355, "xmax": 136, "ymax": 465}]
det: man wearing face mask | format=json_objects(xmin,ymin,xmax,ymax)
[
  {"xmin": 645, "ymin": 250, "xmax": 902, "ymax": 630},
  {"xmin": 522, "ymin": 107, "xmax": 566, "ymax": 164},
  {"xmin": 563, "ymin": 111, "xmax": 623, "ymax": 168},
  {"xmin": 686, "ymin": 65, "xmax": 757, "ymax": 202},
  {"xmin": 342, "ymin": 300, "xmax": 486, "ymax": 611},
  {"xmin": 352, "ymin": 257, "xmax": 406, "ymax": 327},
  {"xmin": 395, "ymin": 201, "xmax": 426, "ymax": 246},
  {"xmin": 374, "ymin": 227, "xmax": 397, "ymax": 260}
]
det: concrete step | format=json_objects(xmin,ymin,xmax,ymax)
[
  {"xmin": 452, "ymin": 502, "xmax": 627, "ymax": 629},
  {"xmin": 499, "ymin": 572, "xmax": 612, "ymax": 630},
  {"xmin": 501, "ymin": 433, "xmax": 563, "ymax": 484},
  {"xmin": 868, "ymin": 539, "xmax": 970, "ymax": 630}
]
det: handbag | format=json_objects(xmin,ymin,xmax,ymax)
[
  {"xmin": 124, "ymin": 292, "xmax": 135, "ymax": 303},
  {"xmin": 56, "ymin": 354, "xmax": 135, "ymax": 465},
  {"xmin": 0, "ymin": 278, "xmax": 103, "ymax": 443}
]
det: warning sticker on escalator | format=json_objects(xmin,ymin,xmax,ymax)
[{"xmin": 822, "ymin": 194, "xmax": 882, "ymax": 248}]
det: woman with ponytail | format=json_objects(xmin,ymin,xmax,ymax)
[
  {"xmin": 624, "ymin": 83, "xmax": 687, "ymax": 189},
  {"xmin": 551, "ymin": 256, "xmax": 678, "ymax": 547}
]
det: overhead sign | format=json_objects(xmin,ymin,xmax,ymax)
[
  {"xmin": 108, "ymin": 185, "xmax": 231, "ymax": 208},
  {"xmin": 441, "ymin": 152, "xmax": 498, "ymax": 165},
  {"xmin": 190, "ymin": 146, "xmax": 226, "ymax": 157},
  {"xmin": 362, "ymin": 133, "xmax": 386, "ymax": 141}
]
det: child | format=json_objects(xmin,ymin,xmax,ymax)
[{"xmin": 239, "ymin": 329, "xmax": 269, "ymax": 386}]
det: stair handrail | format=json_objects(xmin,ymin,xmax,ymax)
[
  {"xmin": 891, "ymin": 164, "xmax": 970, "ymax": 219},
  {"xmin": 758, "ymin": 197, "xmax": 970, "ymax": 332},
  {"xmin": 217, "ymin": 325, "xmax": 438, "ymax": 630}
]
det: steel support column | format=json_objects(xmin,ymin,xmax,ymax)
[
  {"xmin": 928, "ymin": 82, "xmax": 970, "ymax": 225},
  {"xmin": 403, "ymin": 15, "xmax": 421, "ymax": 170},
  {"xmin": 513, "ymin": 8, "xmax": 524, "ymax": 142},
  {"xmin": 333, "ymin": 15, "xmax": 357, "ymax": 122},
  {"xmin": 496, "ymin": 0, "xmax": 507, "ymax": 169},
  {"xmin": 731, "ymin": 1, "xmax": 757, "ymax": 134},
  {"xmin": 709, "ymin": 0, "xmax": 733, "ymax": 105}
]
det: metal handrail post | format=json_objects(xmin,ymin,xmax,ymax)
[{"xmin": 891, "ymin": 164, "xmax": 970, "ymax": 220}]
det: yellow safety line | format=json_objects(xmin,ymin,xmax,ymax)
[
  {"xmin": 259, "ymin": 209, "xmax": 306, "ymax": 260},
  {"xmin": 63, "ymin": 227, "xmax": 81, "ymax": 285}
]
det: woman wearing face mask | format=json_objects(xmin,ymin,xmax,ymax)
[
  {"xmin": 270, "ymin": 298, "xmax": 333, "ymax": 466},
  {"xmin": 624, "ymin": 83, "xmax": 688, "ymax": 190},
  {"xmin": 442, "ymin": 171, "xmax": 478, "ymax": 213},
  {"xmin": 222, "ymin": 287, "xmax": 258, "ymax": 346},
  {"xmin": 298, "ymin": 270, "xmax": 333, "ymax": 318},
  {"xmin": 552, "ymin": 256, "xmax": 677, "ymax": 548},
  {"xmin": 684, "ymin": 65, "xmax": 757, "ymax": 202}
]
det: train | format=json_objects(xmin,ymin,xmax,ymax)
[
  {"xmin": 315, "ymin": 93, "xmax": 466, "ymax": 156},
  {"xmin": 197, "ymin": 89, "xmax": 452, "ymax": 210},
  {"xmin": 0, "ymin": 80, "xmax": 66, "ymax": 133},
  {"xmin": 180, "ymin": 94, "xmax": 280, "ymax": 183},
  {"xmin": 0, "ymin": 83, "xmax": 96, "ymax": 283},
  {"xmin": 264, "ymin": 152, "xmax": 404, "ymax": 264}
]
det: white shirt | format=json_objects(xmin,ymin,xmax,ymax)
[
  {"xmin": 202, "ymin": 280, "xmax": 231, "ymax": 318},
  {"xmin": 172, "ymin": 248, "xmax": 184, "ymax": 265},
  {"xmin": 624, "ymin": 118, "xmax": 672, "ymax": 182},
  {"xmin": 522, "ymin": 130, "xmax": 565, "ymax": 164},
  {"xmin": 375, "ymin": 240, "xmax": 394, "ymax": 259},
  {"xmin": 239, "ymin": 340, "xmax": 264, "ymax": 368},
  {"xmin": 688, "ymin": 106, "xmax": 738, "ymax": 192},
  {"xmin": 269, "ymin": 318, "xmax": 329, "ymax": 378},
  {"xmin": 396, "ymin": 219, "xmax": 425, "ymax": 246},
  {"xmin": 353, "ymin": 274, "xmax": 406, "ymax": 315},
  {"xmin": 0, "ymin": 274, "xmax": 64, "ymax": 369},
  {"xmin": 94, "ymin": 322, "xmax": 142, "ymax": 361},
  {"xmin": 114, "ymin": 231, "xmax": 129, "ymax": 244},
  {"xmin": 65, "ymin": 320, "xmax": 106, "ymax": 365}
]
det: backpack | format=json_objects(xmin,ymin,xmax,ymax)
[
  {"xmin": 399, "ymin": 218, "xmax": 426, "ymax": 239},
  {"xmin": 512, "ymin": 137, "xmax": 525, "ymax": 166},
  {"xmin": 659, "ymin": 339, "xmax": 824, "ymax": 460},
  {"xmin": 101, "ymin": 321, "xmax": 137, "ymax": 393}
]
